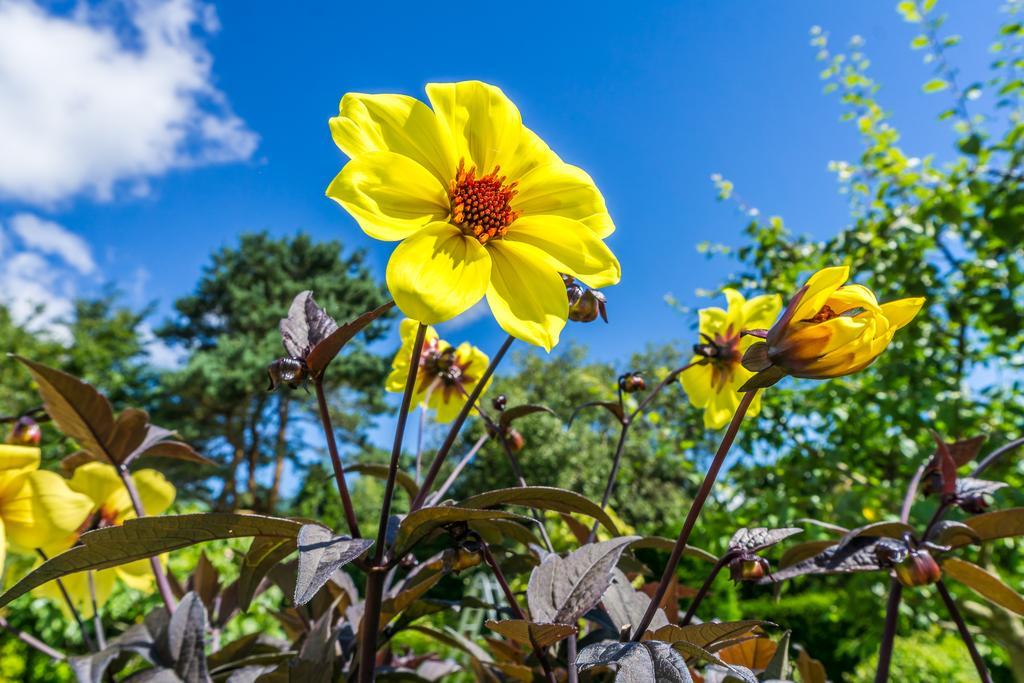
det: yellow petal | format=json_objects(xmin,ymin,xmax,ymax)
[
  {"xmin": 828, "ymin": 284, "xmax": 881, "ymax": 315},
  {"xmin": 127, "ymin": 470, "xmax": 175, "ymax": 519},
  {"xmin": 511, "ymin": 162, "xmax": 615, "ymax": 238},
  {"xmin": 327, "ymin": 152, "xmax": 450, "ymax": 241},
  {"xmin": 387, "ymin": 319, "xmax": 439, "ymax": 394},
  {"xmin": 386, "ymin": 223, "xmax": 491, "ymax": 324},
  {"xmin": 679, "ymin": 359, "xmax": 713, "ymax": 409},
  {"xmin": 698, "ymin": 307, "xmax": 728, "ymax": 338},
  {"xmin": 485, "ymin": 241, "xmax": 568, "ymax": 351},
  {"xmin": 722, "ymin": 289, "xmax": 747, "ymax": 333},
  {"xmin": 3, "ymin": 470, "xmax": 93, "ymax": 550},
  {"xmin": 0, "ymin": 445, "xmax": 41, "ymax": 472},
  {"xmin": 505, "ymin": 215, "xmax": 620, "ymax": 288},
  {"xmin": 425, "ymin": 81, "xmax": 526, "ymax": 175},
  {"xmin": 793, "ymin": 265, "xmax": 850, "ymax": 321},
  {"xmin": 0, "ymin": 516, "xmax": 6, "ymax": 578},
  {"xmin": 704, "ymin": 381, "xmax": 739, "ymax": 430},
  {"xmin": 329, "ymin": 93, "xmax": 457, "ymax": 185},
  {"xmin": 115, "ymin": 558, "xmax": 158, "ymax": 590},
  {"xmin": 741, "ymin": 293, "xmax": 783, "ymax": 331},
  {"xmin": 781, "ymin": 315, "xmax": 875, "ymax": 362},
  {"xmin": 880, "ymin": 297, "xmax": 925, "ymax": 331},
  {"xmin": 503, "ymin": 125, "xmax": 562, "ymax": 181},
  {"xmin": 68, "ymin": 462, "xmax": 122, "ymax": 509}
]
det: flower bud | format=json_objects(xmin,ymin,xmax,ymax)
[
  {"xmin": 566, "ymin": 278, "xmax": 608, "ymax": 323},
  {"xmin": 619, "ymin": 372, "xmax": 646, "ymax": 394},
  {"xmin": 491, "ymin": 394, "xmax": 507, "ymax": 412},
  {"xmin": 505, "ymin": 428, "xmax": 525, "ymax": 452},
  {"xmin": 894, "ymin": 549, "xmax": 942, "ymax": 587},
  {"xmin": 729, "ymin": 556, "xmax": 770, "ymax": 582},
  {"xmin": 267, "ymin": 357, "xmax": 306, "ymax": 391},
  {"xmin": 958, "ymin": 495, "xmax": 990, "ymax": 515},
  {"xmin": 6, "ymin": 416, "xmax": 42, "ymax": 446}
]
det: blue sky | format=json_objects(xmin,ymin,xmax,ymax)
[{"xmin": 0, "ymin": 0, "xmax": 1003, "ymax": 366}]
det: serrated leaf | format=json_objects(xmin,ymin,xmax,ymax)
[
  {"xmin": 527, "ymin": 536, "xmax": 639, "ymax": 624},
  {"xmin": 576, "ymin": 640, "xmax": 693, "ymax": 682},
  {"xmin": 279, "ymin": 291, "xmax": 339, "ymax": 360},
  {"xmin": 460, "ymin": 486, "xmax": 620, "ymax": 536},
  {"xmin": 603, "ymin": 568, "xmax": 668, "ymax": 634},
  {"xmin": 942, "ymin": 557, "xmax": 1024, "ymax": 615},
  {"xmin": 238, "ymin": 537, "xmax": 297, "ymax": 611},
  {"xmin": 498, "ymin": 404, "xmax": 556, "ymax": 429},
  {"xmin": 485, "ymin": 619, "xmax": 577, "ymax": 648},
  {"xmin": 650, "ymin": 621, "xmax": 767, "ymax": 650},
  {"xmin": 0, "ymin": 513, "xmax": 303, "ymax": 608},
  {"xmin": 728, "ymin": 527, "xmax": 802, "ymax": 551},
  {"xmin": 294, "ymin": 525, "xmax": 373, "ymax": 605},
  {"xmin": 346, "ymin": 462, "xmax": 419, "ymax": 499},
  {"xmin": 391, "ymin": 506, "xmax": 532, "ymax": 557}
]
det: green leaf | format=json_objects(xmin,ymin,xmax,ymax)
[
  {"xmin": 347, "ymin": 463, "xmax": 419, "ymax": 499},
  {"xmin": 391, "ymin": 506, "xmax": 532, "ymax": 557},
  {"xmin": 460, "ymin": 486, "xmax": 621, "ymax": 536},
  {"xmin": 0, "ymin": 513, "xmax": 303, "ymax": 608},
  {"xmin": 294, "ymin": 525, "xmax": 373, "ymax": 605},
  {"xmin": 923, "ymin": 78, "xmax": 951, "ymax": 93},
  {"xmin": 237, "ymin": 537, "xmax": 297, "ymax": 612},
  {"xmin": 942, "ymin": 557, "xmax": 1024, "ymax": 615},
  {"xmin": 527, "ymin": 536, "xmax": 640, "ymax": 624},
  {"xmin": 484, "ymin": 619, "xmax": 577, "ymax": 648}
]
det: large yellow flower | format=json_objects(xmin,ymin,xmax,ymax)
[
  {"xmin": 742, "ymin": 266, "xmax": 925, "ymax": 386},
  {"xmin": 0, "ymin": 445, "xmax": 93, "ymax": 578},
  {"xmin": 36, "ymin": 462, "xmax": 175, "ymax": 616},
  {"xmin": 679, "ymin": 289, "xmax": 782, "ymax": 429},
  {"xmin": 386, "ymin": 319, "xmax": 491, "ymax": 423},
  {"xmin": 326, "ymin": 81, "xmax": 621, "ymax": 351}
]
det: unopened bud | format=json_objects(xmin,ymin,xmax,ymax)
[
  {"xmin": 729, "ymin": 556, "xmax": 770, "ymax": 582},
  {"xmin": 567, "ymin": 282, "xmax": 608, "ymax": 323},
  {"xmin": 619, "ymin": 372, "xmax": 646, "ymax": 394},
  {"xmin": 6, "ymin": 416, "xmax": 42, "ymax": 446},
  {"xmin": 959, "ymin": 495, "xmax": 990, "ymax": 515},
  {"xmin": 505, "ymin": 428, "xmax": 525, "ymax": 452},
  {"xmin": 491, "ymin": 394, "xmax": 507, "ymax": 412},
  {"xmin": 894, "ymin": 549, "xmax": 942, "ymax": 587},
  {"xmin": 266, "ymin": 357, "xmax": 307, "ymax": 391}
]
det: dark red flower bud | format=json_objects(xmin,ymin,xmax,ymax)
[
  {"xmin": 619, "ymin": 372, "xmax": 646, "ymax": 394},
  {"xmin": 894, "ymin": 549, "xmax": 942, "ymax": 587},
  {"xmin": 729, "ymin": 556, "xmax": 770, "ymax": 582},
  {"xmin": 491, "ymin": 394, "xmax": 507, "ymax": 412},
  {"xmin": 6, "ymin": 416, "xmax": 42, "ymax": 446},
  {"xmin": 267, "ymin": 357, "xmax": 307, "ymax": 391},
  {"xmin": 958, "ymin": 495, "xmax": 990, "ymax": 515},
  {"xmin": 566, "ymin": 280, "xmax": 608, "ymax": 323},
  {"xmin": 505, "ymin": 428, "xmax": 525, "ymax": 452}
]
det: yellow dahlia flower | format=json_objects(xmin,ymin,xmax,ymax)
[
  {"xmin": 326, "ymin": 80, "xmax": 621, "ymax": 351},
  {"xmin": 0, "ymin": 445, "xmax": 93, "ymax": 575},
  {"xmin": 386, "ymin": 319, "xmax": 491, "ymax": 423},
  {"xmin": 741, "ymin": 266, "xmax": 925, "ymax": 387},
  {"xmin": 36, "ymin": 462, "xmax": 174, "ymax": 617},
  {"xmin": 679, "ymin": 289, "xmax": 782, "ymax": 429}
]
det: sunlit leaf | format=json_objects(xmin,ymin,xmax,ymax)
[
  {"xmin": 942, "ymin": 557, "xmax": 1024, "ymax": 615},
  {"xmin": 576, "ymin": 640, "xmax": 693, "ymax": 682},
  {"xmin": 649, "ymin": 621, "xmax": 767, "ymax": 650},
  {"xmin": 460, "ymin": 486, "xmax": 620, "ymax": 536},
  {"xmin": 391, "ymin": 506, "xmax": 532, "ymax": 557},
  {"xmin": 728, "ymin": 527, "xmax": 802, "ymax": 551},
  {"xmin": 294, "ymin": 524, "xmax": 373, "ymax": 605},
  {"xmin": 484, "ymin": 619, "xmax": 577, "ymax": 648},
  {"xmin": 238, "ymin": 537, "xmax": 297, "ymax": 612},
  {"xmin": 603, "ymin": 568, "xmax": 668, "ymax": 634}
]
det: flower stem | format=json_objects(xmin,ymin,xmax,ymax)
[
  {"xmin": 630, "ymin": 389, "xmax": 757, "ymax": 641},
  {"xmin": 314, "ymin": 378, "xmax": 361, "ymax": 539},
  {"xmin": 428, "ymin": 433, "xmax": 489, "ymax": 505},
  {"xmin": 935, "ymin": 580, "xmax": 992, "ymax": 682},
  {"xmin": 36, "ymin": 549, "xmax": 94, "ymax": 652},
  {"xmin": 410, "ymin": 335, "xmax": 515, "ymax": 512},
  {"xmin": 87, "ymin": 570, "xmax": 106, "ymax": 650},
  {"xmin": 358, "ymin": 322, "xmax": 427, "ymax": 683},
  {"xmin": 874, "ymin": 578, "xmax": 903, "ymax": 683},
  {"xmin": 480, "ymin": 543, "xmax": 556, "ymax": 683},
  {"xmin": 680, "ymin": 550, "xmax": 736, "ymax": 626},
  {"xmin": 0, "ymin": 616, "xmax": 65, "ymax": 661},
  {"xmin": 971, "ymin": 436, "xmax": 1024, "ymax": 477},
  {"xmin": 115, "ymin": 465, "xmax": 177, "ymax": 614}
]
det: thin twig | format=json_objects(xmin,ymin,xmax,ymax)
[
  {"xmin": 971, "ymin": 436, "xmax": 1024, "ymax": 478},
  {"xmin": 680, "ymin": 551, "xmax": 736, "ymax": 626},
  {"xmin": 36, "ymin": 549, "xmax": 95, "ymax": 652},
  {"xmin": 935, "ymin": 580, "xmax": 992, "ymax": 681},
  {"xmin": 429, "ymin": 433, "xmax": 490, "ymax": 505},
  {"xmin": 0, "ymin": 616, "xmax": 66, "ymax": 661},
  {"xmin": 875, "ymin": 579, "xmax": 903, "ymax": 683},
  {"xmin": 631, "ymin": 390, "xmax": 757, "ymax": 640},
  {"xmin": 116, "ymin": 465, "xmax": 177, "ymax": 613},
  {"xmin": 314, "ymin": 379, "xmax": 362, "ymax": 539},
  {"xmin": 87, "ymin": 570, "xmax": 106, "ymax": 650}
]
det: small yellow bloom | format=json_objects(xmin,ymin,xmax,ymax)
[
  {"xmin": 327, "ymin": 81, "xmax": 621, "ymax": 350},
  {"xmin": 0, "ymin": 445, "xmax": 93, "ymax": 574},
  {"xmin": 386, "ymin": 319, "xmax": 491, "ymax": 423},
  {"xmin": 679, "ymin": 289, "xmax": 782, "ymax": 429},
  {"xmin": 741, "ymin": 266, "xmax": 925, "ymax": 387},
  {"xmin": 36, "ymin": 462, "xmax": 175, "ymax": 617}
]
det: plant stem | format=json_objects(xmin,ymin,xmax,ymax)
[
  {"xmin": 415, "ymin": 406, "xmax": 426, "ymax": 484},
  {"xmin": 87, "ymin": 570, "xmax": 106, "ymax": 650},
  {"xmin": 566, "ymin": 634, "xmax": 578, "ymax": 683},
  {"xmin": 971, "ymin": 436, "xmax": 1024, "ymax": 477},
  {"xmin": 36, "ymin": 549, "xmax": 95, "ymax": 652},
  {"xmin": 935, "ymin": 580, "xmax": 992, "ymax": 682},
  {"xmin": 428, "ymin": 433, "xmax": 489, "ymax": 505},
  {"xmin": 900, "ymin": 458, "xmax": 929, "ymax": 524},
  {"xmin": 631, "ymin": 390, "xmax": 757, "ymax": 641},
  {"xmin": 314, "ymin": 378, "xmax": 362, "ymax": 539},
  {"xmin": 480, "ymin": 543, "xmax": 556, "ymax": 683},
  {"xmin": 116, "ymin": 465, "xmax": 177, "ymax": 613},
  {"xmin": 680, "ymin": 551, "xmax": 735, "ymax": 626},
  {"xmin": 410, "ymin": 335, "xmax": 515, "ymax": 512},
  {"xmin": 358, "ymin": 322, "xmax": 427, "ymax": 683},
  {"xmin": 874, "ymin": 579, "xmax": 903, "ymax": 683},
  {"xmin": 0, "ymin": 616, "xmax": 66, "ymax": 661}
]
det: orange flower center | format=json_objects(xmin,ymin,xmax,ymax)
[
  {"xmin": 804, "ymin": 304, "xmax": 839, "ymax": 323},
  {"xmin": 449, "ymin": 158, "xmax": 519, "ymax": 244},
  {"xmin": 694, "ymin": 328, "xmax": 742, "ymax": 390}
]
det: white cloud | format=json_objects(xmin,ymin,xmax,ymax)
[
  {"xmin": 8, "ymin": 213, "xmax": 95, "ymax": 274},
  {"xmin": 0, "ymin": 0, "xmax": 258, "ymax": 205}
]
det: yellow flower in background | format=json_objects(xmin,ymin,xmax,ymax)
[
  {"xmin": 387, "ymin": 319, "xmax": 491, "ymax": 423},
  {"xmin": 36, "ymin": 462, "xmax": 175, "ymax": 617},
  {"xmin": 327, "ymin": 80, "xmax": 621, "ymax": 351},
  {"xmin": 0, "ymin": 445, "xmax": 93, "ymax": 575},
  {"xmin": 680, "ymin": 289, "xmax": 782, "ymax": 429},
  {"xmin": 742, "ymin": 266, "xmax": 925, "ymax": 386}
]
